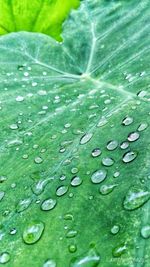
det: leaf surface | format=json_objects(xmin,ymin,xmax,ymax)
[{"xmin": 0, "ymin": 0, "xmax": 150, "ymax": 266}]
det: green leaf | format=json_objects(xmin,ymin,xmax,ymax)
[
  {"xmin": 0, "ymin": 0, "xmax": 80, "ymax": 40},
  {"xmin": 0, "ymin": 0, "xmax": 150, "ymax": 266}
]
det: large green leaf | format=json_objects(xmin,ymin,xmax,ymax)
[
  {"xmin": 0, "ymin": 0, "xmax": 80, "ymax": 40},
  {"xmin": 0, "ymin": 0, "xmax": 150, "ymax": 266}
]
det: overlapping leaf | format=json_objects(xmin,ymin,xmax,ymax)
[{"xmin": 0, "ymin": 0, "xmax": 80, "ymax": 40}]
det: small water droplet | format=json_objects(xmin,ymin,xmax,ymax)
[
  {"xmin": 0, "ymin": 191, "xmax": 5, "ymax": 201},
  {"xmin": 113, "ymin": 244, "xmax": 127, "ymax": 257},
  {"xmin": 91, "ymin": 170, "xmax": 107, "ymax": 184},
  {"xmin": 0, "ymin": 252, "xmax": 10, "ymax": 264},
  {"xmin": 71, "ymin": 168, "xmax": 78, "ymax": 174},
  {"xmin": 91, "ymin": 148, "xmax": 101, "ymax": 157},
  {"xmin": 71, "ymin": 176, "xmax": 82, "ymax": 187},
  {"xmin": 141, "ymin": 225, "xmax": 150, "ymax": 239},
  {"xmin": 99, "ymin": 184, "xmax": 117, "ymax": 195},
  {"xmin": 111, "ymin": 225, "xmax": 120, "ymax": 235},
  {"xmin": 56, "ymin": 185, "xmax": 68, "ymax": 197},
  {"xmin": 9, "ymin": 124, "xmax": 18, "ymax": 130},
  {"xmin": 10, "ymin": 228, "xmax": 17, "ymax": 235},
  {"xmin": 34, "ymin": 157, "xmax": 43, "ymax": 164},
  {"xmin": 68, "ymin": 244, "xmax": 77, "ymax": 253},
  {"xmin": 123, "ymin": 186, "xmax": 150, "ymax": 211},
  {"xmin": 122, "ymin": 151, "xmax": 137, "ymax": 163},
  {"xmin": 70, "ymin": 247, "xmax": 100, "ymax": 266},
  {"xmin": 23, "ymin": 221, "xmax": 44, "ymax": 244},
  {"xmin": 80, "ymin": 133, "xmax": 93, "ymax": 145},
  {"xmin": 66, "ymin": 230, "xmax": 78, "ymax": 238},
  {"xmin": 137, "ymin": 123, "xmax": 148, "ymax": 132},
  {"xmin": 16, "ymin": 198, "xmax": 32, "ymax": 213},
  {"xmin": 113, "ymin": 171, "xmax": 120, "ymax": 178},
  {"xmin": 41, "ymin": 199, "xmax": 57, "ymax": 211},
  {"xmin": 106, "ymin": 140, "xmax": 118, "ymax": 151},
  {"xmin": 16, "ymin": 95, "xmax": 24, "ymax": 102},
  {"xmin": 128, "ymin": 132, "xmax": 139, "ymax": 142},
  {"xmin": 43, "ymin": 259, "xmax": 56, "ymax": 267},
  {"xmin": 122, "ymin": 116, "xmax": 133, "ymax": 126},
  {"xmin": 102, "ymin": 157, "xmax": 114, "ymax": 166}
]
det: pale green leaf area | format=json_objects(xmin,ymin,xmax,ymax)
[
  {"xmin": 0, "ymin": 0, "xmax": 150, "ymax": 266},
  {"xmin": 0, "ymin": 0, "xmax": 80, "ymax": 40}
]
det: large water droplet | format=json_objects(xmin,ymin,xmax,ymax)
[
  {"xmin": 122, "ymin": 116, "xmax": 133, "ymax": 126},
  {"xmin": 106, "ymin": 140, "xmax": 118, "ymax": 151},
  {"xmin": 91, "ymin": 148, "xmax": 101, "ymax": 157},
  {"xmin": 102, "ymin": 157, "xmax": 114, "ymax": 166},
  {"xmin": 80, "ymin": 133, "xmax": 93, "ymax": 145},
  {"xmin": 70, "ymin": 247, "xmax": 100, "ymax": 266},
  {"xmin": 91, "ymin": 170, "xmax": 107, "ymax": 184},
  {"xmin": 123, "ymin": 186, "xmax": 150, "ymax": 211},
  {"xmin": 41, "ymin": 199, "xmax": 57, "ymax": 211},
  {"xmin": 141, "ymin": 225, "xmax": 150, "ymax": 239},
  {"xmin": 23, "ymin": 221, "xmax": 44, "ymax": 244},
  {"xmin": 0, "ymin": 252, "xmax": 10, "ymax": 264},
  {"xmin": 127, "ymin": 132, "xmax": 139, "ymax": 142},
  {"xmin": 56, "ymin": 185, "xmax": 68, "ymax": 197},
  {"xmin": 122, "ymin": 151, "xmax": 137, "ymax": 163},
  {"xmin": 71, "ymin": 176, "xmax": 82, "ymax": 187}
]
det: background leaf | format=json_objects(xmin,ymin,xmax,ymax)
[
  {"xmin": 0, "ymin": 0, "xmax": 80, "ymax": 40},
  {"xmin": 0, "ymin": 0, "xmax": 150, "ymax": 266}
]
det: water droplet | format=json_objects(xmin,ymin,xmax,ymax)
[
  {"xmin": 91, "ymin": 170, "xmax": 107, "ymax": 184},
  {"xmin": 102, "ymin": 157, "xmax": 114, "ymax": 166},
  {"xmin": 69, "ymin": 244, "xmax": 77, "ymax": 253},
  {"xmin": 99, "ymin": 184, "xmax": 117, "ymax": 195},
  {"xmin": 23, "ymin": 221, "xmax": 44, "ymax": 244},
  {"xmin": 64, "ymin": 213, "xmax": 73, "ymax": 220},
  {"xmin": 111, "ymin": 225, "xmax": 120, "ymax": 235},
  {"xmin": 56, "ymin": 185, "xmax": 68, "ymax": 197},
  {"xmin": 113, "ymin": 244, "xmax": 127, "ymax": 257},
  {"xmin": 113, "ymin": 171, "xmax": 120, "ymax": 178},
  {"xmin": 120, "ymin": 141, "xmax": 129, "ymax": 150},
  {"xmin": 0, "ymin": 191, "xmax": 5, "ymax": 201},
  {"xmin": 34, "ymin": 157, "xmax": 43, "ymax": 164},
  {"xmin": 71, "ymin": 176, "xmax": 82, "ymax": 187},
  {"xmin": 106, "ymin": 140, "xmax": 118, "ymax": 151},
  {"xmin": 0, "ymin": 252, "xmax": 10, "ymax": 264},
  {"xmin": 138, "ymin": 123, "xmax": 148, "ymax": 132},
  {"xmin": 16, "ymin": 198, "xmax": 32, "ymax": 213},
  {"xmin": 127, "ymin": 132, "xmax": 139, "ymax": 142},
  {"xmin": 122, "ymin": 151, "xmax": 138, "ymax": 163},
  {"xmin": 122, "ymin": 116, "xmax": 133, "ymax": 126},
  {"xmin": 80, "ymin": 133, "xmax": 93, "ymax": 145},
  {"xmin": 9, "ymin": 124, "xmax": 18, "ymax": 130},
  {"xmin": 71, "ymin": 168, "xmax": 78, "ymax": 174},
  {"xmin": 32, "ymin": 82, "xmax": 38, "ymax": 87},
  {"xmin": 10, "ymin": 228, "xmax": 17, "ymax": 235},
  {"xmin": 70, "ymin": 247, "xmax": 100, "ymax": 266},
  {"xmin": 41, "ymin": 199, "xmax": 57, "ymax": 211},
  {"xmin": 66, "ymin": 230, "xmax": 78, "ymax": 238},
  {"xmin": 91, "ymin": 148, "xmax": 101, "ymax": 157},
  {"xmin": 97, "ymin": 118, "xmax": 108, "ymax": 127},
  {"xmin": 16, "ymin": 96, "xmax": 24, "ymax": 102},
  {"xmin": 141, "ymin": 225, "xmax": 150, "ymax": 239},
  {"xmin": 43, "ymin": 259, "xmax": 56, "ymax": 267},
  {"xmin": 123, "ymin": 186, "xmax": 150, "ymax": 211},
  {"xmin": 0, "ymin": 176, "xmax": 7, "ymax": 183}
]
